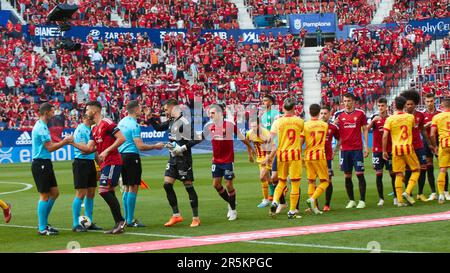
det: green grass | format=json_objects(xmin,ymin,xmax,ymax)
[{"xmin": 0, "ymin": 153, "xmax": 449, "ymax": 253}]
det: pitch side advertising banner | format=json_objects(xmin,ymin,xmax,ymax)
[
  {"xmin": 0, "ymin": 126, "xmax": 168, "ymax": 163},
  {"xmin": 22, "ymin": 25, "xmax": 187, "ymax": 45},
  {"xmin": 289, "ymin": 13, "xmax": 337, "ymax": 34}
]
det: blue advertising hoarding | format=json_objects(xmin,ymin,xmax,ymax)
[
  {"xmin": 387, "ymin": 17, "xmax": 450, "ymax": 38},
  {"xmin": 289, "ymin": 12, "xmax": 337, "ymax": 33},
  {"xmin": 22, "ymin": 25, "xmax": 187, "ymax": 46}
]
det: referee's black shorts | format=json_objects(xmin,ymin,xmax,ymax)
[
  {"xmin": 121, "ymin": 153, "xmax": 142, "ymax": 186},
  {"xmin": 31, "ymin": 159, "xmax": 57, "ymax": 193},
  {"xmin": 72, "ymin": 158, "xmax": 97, "ymax": 189}
]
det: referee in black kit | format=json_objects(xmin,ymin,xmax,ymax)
[
  {"xmin": 147, "ymin": 99, "xmax": 202, "ymax": 228},
  {"xmin": 31, "ymin": 102, "xmax": 73, "ymax": 235}
]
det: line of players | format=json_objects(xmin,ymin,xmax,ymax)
[
  {"xmin": 247, "ymin": 91, "xmax": 450, "ymax": 218},
  {"xmin": 29, "ymin": 89, "xmax": 450, "ymax": 235}
]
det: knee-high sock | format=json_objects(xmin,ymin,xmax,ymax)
[
  {"xmin": 72, "ymin": 197, "xmax": 83, "ymax": 228},
  {"xmin": 405, "ymin": 170, "xmax": 411, "ymax": 188},
  {"xmin": 357, "ymin": 174, "xmax": 366, "ymax": 201},
  {"xmin": 85, "ymin": 197, "xmax": 94, "ymax": 223},
  {"xmin": 427, "ymin": 165, "xmax": 436, "ymax": 193},
  {"xmin": 185, "ymin": 184, "xmax": 199, "ymax": 217},
  {"xmin": 307, "ymin": 182, "xmax": 316, "ymax": 198},
  {"xmin": 280, "ymin": 185, "xmax": 287, "ymax": 204},
  {"xmin": 395, "ymin": 175, "xmax": 404, "ymax": 203},
  {"xmin": 437, "ymin": 172, "xmax": 446, "ymax": 195},
  {"xmin": 0, "ymin": 199, "xmax": 8, "ymax": 210},
  {"xmin": 290, "ymin": 181, "xmax": 300, "ymax": 211},
  {"xmin": 37, "ymin": 200, "xmax": 49, "ymax": 232},
  {"xmin": 100, "ymin": 191, "xmax": 124, "ymax": 223},
  {"xmin": 274, "ymin": 180, "xmax": 287, "ymax": 204},
  {"xmin": 228, "ymin": 189, "xmax": 236, "ymax": 210},
  {"xmin": 215, "ymin": 185, "xmax": 230, "ymax": 204},
  {"xmin": 418, "ymin": 170, "xmax": 426, "ymax": 195},
  {"xmin": 269, "ymin": 181, "xmax": 276, "ymax": 198},
  {"xmin": 390, "ymin": 174, "xmax": 397, "ymax": 198},
  {"xmin": 261, "ymin": 180, "xmax": 269, "ymax": 200},
  {"xmin": 312, "ymin": 181, "xmax": 329, "ymax": 200},
  {"xmin": 122, "ymin": 191, "xmax": 129, "ymax": 221},
  {"xmin": 164, "ymin": 183, "xmax": 179, "ymax": 214},
  {"xmin": 46, "ymin": 198, "xmax": 55, "ymax": 219},
  {"xmin": 376, "ymin": 174, "xmax": 384, "ymax": 200},
  {"xmin": 406, "ymin": 171, "xmax": 420, "ymax": 195},
  {"xmin": 325, "ymin": 182, "xmax": 333, "ymax": 206},
  {"xmin": 345, "ymin": 177, "xmax": 355, "ymax": 201},
  {"xmin": 126, "ymin": 192, "xmax": 137, "ymax": 224}
]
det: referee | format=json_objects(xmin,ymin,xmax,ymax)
[
  {"xmin": 118, "ymin": 100, "xmax": 164, "ymax": 227},
  {"xmin": 31, "ymin": 103, "xmax": 73, "ymax": 236},
  {"xmin": 71, "ymin": 114, "xmax": 102, "ymax": 232},
  {"xmin": 148, "ymin": 99, "xmax": 202, "ymax": 227}
]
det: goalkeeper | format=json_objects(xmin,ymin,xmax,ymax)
[{"xmin": 147, "ymin": 99, "xmax": 203, "ymax": 228}]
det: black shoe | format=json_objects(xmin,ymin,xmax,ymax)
[
  {"xmin": 38, "ymin": 227, "xmax": 58, "ymax": 236},
  {"xmin": 269, "ymin": 202, "xmax": 278, "ymax": 216},
  {"xmin": 127, "ymin": 219, "xmax": 146, "ymax": 228},
  {"xmin": 104, "ymin": 221, "xmax": 125, "ymax": 234},
  {"xmin": 47, "ymin": 225, "xmax": 59, "ymax": 233},
  {"xmin": 87, "ymin": 223, "xmax": 103, "ymax": 230},
  {"xmin": 72, "ymin": 224, "xmax": 87, "ymax": 232}
]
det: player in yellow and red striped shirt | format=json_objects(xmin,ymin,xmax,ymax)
[
  {"xmin": 382, "ymin": 96, "xmax": 421, "ymax": 206},
  {"xmin": 264, "ymin": 98, "xmax": 304, "ymax": 219},
  {"xmin": 430, "ymin": 98, "xmax": 450, "ymax": 203},
  {"xmin": 301, "ymin": 104, "xmax": 329, "ymax": 215},
  {"xmin": 246, "ymin": 117, "xmax": 273, "ymax": 208}
]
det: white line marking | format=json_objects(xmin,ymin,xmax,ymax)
[
  {"xmin": 246, "ymin": 240, "xmax": 430, "ymax": 253},
  {"xmin": 0, "ymin": 224, "xmax": 431, "ymax": 253},
  {"xmin": 0, "ymin": 182, "xmax": 33, "ymax": 195}
]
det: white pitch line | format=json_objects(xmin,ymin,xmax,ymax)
[
  {"xmin": 245, "ymin": 240, "xmax": 430, "ymax": 253},
  {"xmin": 0, "ymin": 182, "xmax": 33, "ymax": 195},
  {"xmin": 0, "ymin": 224, "xmax": 430, "ymax": 253}
]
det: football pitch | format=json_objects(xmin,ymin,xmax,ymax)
[{"xmin": 0, "ymin": 152, "xmax": 449, "ymax": 253}]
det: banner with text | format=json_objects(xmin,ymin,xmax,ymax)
[{"xmin": 289, "ymin": 13, "xmax": 337, "ymax": 34}]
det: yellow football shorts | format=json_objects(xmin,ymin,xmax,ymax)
[
  {"xmin": 438, "ymin": 147, "xmax": 450, "ymax": 168},
  {"xmin": 277, "ymin": 160, "xmax": 302, "ymax": 181},
  {"xmin": 392, "ymin": 152, "xmax": 420, "ymax": 173},
  {"xmin": 305, "ymin": 159, "xmax": 328, "ymax": 181}
]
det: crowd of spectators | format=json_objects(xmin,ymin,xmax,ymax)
[
  {"xmin": 245, "ymin": 0, "xmax": 378, "ymax": 27},
  {"xmin": 383, "ymin": 0, "xmax": 449, "ymax": 23},
  {"xmin": 319, "ymin": 26, "xmax": 432, "ymax": 114},
  {"xmin": 11, "ymin": 0, "xmax": 240, "ymax": 30},
  {"xmin": 412, "ymin": 36, "xmax": 450, "ymax": 99},
  {"xmin": 0, "ymin": 25, "xmax": 304, "ymax": 131}
]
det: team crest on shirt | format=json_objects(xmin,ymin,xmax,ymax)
[{"xmin": 354, "ymin": 117, "xmax": 357, "ymax": 121}]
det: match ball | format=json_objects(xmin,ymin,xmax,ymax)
[{"xmin": 78, "ymin": 215, "xmax": 92, "ymax": 229}]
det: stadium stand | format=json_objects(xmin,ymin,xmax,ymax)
[
  {"xmin": 319, "ymin": 26, "xmax": 432, "ymax": 114},
  {"xmin": 383, "ymin": 0, "xmax": 449, "ymax": 23},
  {"xmin": 0, "ymin": 26, "xmax": 304, "ymax": 130},
  {"xmin": 245, "ymin": 0, "xmax": 378, "ymax": 27},
  {"xmin": 10, "ymin": 0, "xmax": 240, "ymax": 29}
]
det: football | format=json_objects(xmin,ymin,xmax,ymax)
[{"xmin": 78, "ymin": 215, "xmax": 91, "ymax": 229}]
